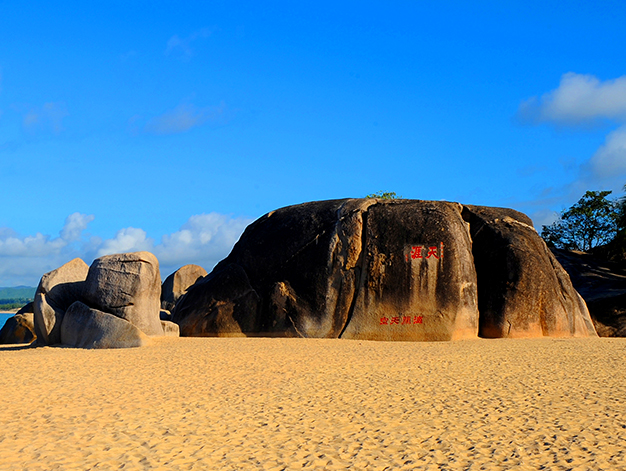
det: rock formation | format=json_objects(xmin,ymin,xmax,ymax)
[
  {"xmin": 32, "ymin": 251, "xmax": 177, "ymax": 348},
  {"xmin": 83, "ymin": 251, "xmax": 163, "ymax": 336},
  {"xmin": 161, "ymin": 264, "xmax": 207, "ymax": 311},
  {"xmin": 0, "ymin": 312, "xmax": 36, "ymax": 344},
  {"xmin": 172, "ymin": 263, "xmax": 260, "ymax": 337},
  {"xmin": 60, "ymin": 301, "xmax": 148, "ymax": 349},
  {"xmin": 551, "ymin": 248, "xmax": 626, "ymax": 336},
  {"xmin": 463, "ymin": 206, "xmax": 596, "ymax": 338},
  {"xmin": 161, "ymin": 320, "xmax": 181, "ymax": 337},
  {"xmin": 33, "ymin": 258, "xmax": 89, "ymax": 345},
  {"xmin": 172, "ymin": 198, "xmax": 595, "ymax": 340}
]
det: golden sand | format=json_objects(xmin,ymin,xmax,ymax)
[{"xmin": 1, "ymin": 337, "xmax": 625, "ymax": 470}]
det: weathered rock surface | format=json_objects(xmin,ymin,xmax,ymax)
[
  {"xmin": 551, "ymin": 248, "xmax": 626, "ymax": 336},
  {"xmin": 33, "ymin": 258, "xmax": 89, "ymax": 345},
  {"xmin": 16, "ymin": 302, "xmax": 34, "ymax": 314},
  {"xmin": 341, "ymin": 200, "xmax": 479, "ymax": 341},
  {"xmin": 161, "ymin": 264, "xmax": 207, "ymax": 311},
  {"xmin": 83, "ymin": 252, "xmax": 163, "ymax": 336},
  {"xmin": 60, "ymin": 301, "xmax": 147, "ymax": 349},
  {"xmin": 172, "ymin": 263, "xmax": 260, "ymax": 337},
  {"xmin": 463, "ymin": 206, "xmax": 597, "ymax": 338},
  {"xmin": 0, "ymin": 313, "xmax": 36, "ymax": 344},
  {"xmin": 161, "ymin": 320, "xmax": 180, "ymax": 337},
  {"xmin": 173, "ymin": 198, "xmax": 595, "ymax": 340},
  {"xmin": 174, "ymin": 199, "xmax": 481, "ymax": 340}
]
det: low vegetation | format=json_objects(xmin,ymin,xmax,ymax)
[{"xmin": 365, "ymin": 191, "xmax": 401, "ymax": 199}]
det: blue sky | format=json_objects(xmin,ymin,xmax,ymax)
[{"xmin": 1, "ymin": 1, "xmax": 626, "ymax": 286}]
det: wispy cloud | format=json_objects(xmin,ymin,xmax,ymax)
[
  {"xmin": 120, "ymin": 50, "xmax": 138, "ymax": 62},
  {"xmin": 516, "ymin": 73, "xmax": 626, "ymax": 228},
  {"xmin": 518, "ymin": 73, "xmax": 626, "ymax": 202},
  {"xmin": 588, "ymin": 124, "xmax": 626, "ymax": 179},
  {"xmin": 164, "ymin": 28, "xmax": 211, "ymax": 60},
  {"xmin": 0, "ymin": 212, "xmax": 252, "ymax": 286},
  {"xmin": 518, "ymin": 72, "xmax": 626, "ymax": 126},
  {"xmin": 143, "ymin": 102, "xmax": 227, "ymax": 135},
  {"xmin": 21, "ymin": 101, "xmax": 69, "ymax": 134}
]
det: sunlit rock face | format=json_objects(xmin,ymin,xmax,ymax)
[
  {"xmin": 464, "ymin": 205, "xmax": 597, "ymax": 338},
  {"xmin": 175, "ymin": 198, "xmax": 597, "ymax": 340},
  {"xmin": 173, "ymin": 198, "xmax": 597, "ymax": 341},
  {"xmin": 33, "ymin": 258, "xmax": 89, "ymax": 346},
  {"xmin": 32, "ymin": 251, "xmax": 178, "ymax": 348},
  {"xmin": 174, "ymin": 199, "xmax": 480, "ymax": 340},
  {"xmin": 83, "ymin": 251, "xmax": 164, "ymax": 336},
  {"xmin": 160, "ymin": 264, "xmax": 207, "ymax": 312}
]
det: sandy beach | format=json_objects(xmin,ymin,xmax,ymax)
[{"xmin": 1, "ymin": 337, "xmax": 625, "ymax": 470}]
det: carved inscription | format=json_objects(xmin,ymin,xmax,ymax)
[{"xmin": 405, "ymin": 242, "xmax": 444, "ymax": 262}]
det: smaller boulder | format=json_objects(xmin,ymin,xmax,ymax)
[
  {"xmin": 161, "ymin": 264, "xmax": 207, "ymax": 311},
  {"xmin": 60, "ymin": 301, "xmax": 148, "ymax": 349},
  {"xmin": 161, "ymin": 320, "xmax": 180, "ymax": 337},
  {"xmin": 33, "ymin": 258, "xmax": 89, "ymax": 345},
  {"xmin": 16, "ymin": 302, "xmax": 34, "ymax": 314},
  {"xmin": 0, "ymin": 313, "xmax": 36, "ymax": 344}
]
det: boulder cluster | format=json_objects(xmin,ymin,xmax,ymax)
[
  {"xmin": 33, "ymin": 252, "xmax": 181, "ymax": 348},
  {"xmin": 1, "ymin": 198, "xmax": 599, "ymax": 347}
]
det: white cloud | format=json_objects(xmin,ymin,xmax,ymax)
[
  {"xmin": 517, "ymin": 73, "xmax": 626, "ymax": 213},
  {"xmin": 518, "ymin": 73, "xmax": 626, "ymax": 125},
  {"xmin": 97, "ymin": 227, "xmax": 154, "ymax": 257},
  {"xmin": 60, "ymin": 213, "xmax": 95, "ymax": 242},
  {"xmin": 143, "ymin": 102, "xmax": 226, "ymax": 135},
  {"xmin": 0, "ymin": 213, "xmax": 97, "ymax": 286},
  {"xmin": 588, "ymin": 124, "xmax": 626, "ymax": 179},
  {"xmin": 154, "ymin": 213, "xmax": 252, "ymax": 275},
  {"xmin": 0, "ymin": 212, "xmax": 252, "ymax": 286},
  {"xmin": 165, "ymin": 28, "xmax": 211, "ymax": 60}
]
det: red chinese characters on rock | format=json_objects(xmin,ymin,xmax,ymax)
[
  {"xmin": 380, "ymin": 315, "xmax": 423, "ymax": 325},
  {"xmin": 405, "ymin": 242, "xmax": 444, "ymax": 262}
]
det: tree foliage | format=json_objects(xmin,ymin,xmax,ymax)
[
  {"xmin": 617, "ymin": 185, "xmax": 626, "ymax": 231},
  {"xmin": 366, "ymin": 191, "xmax": 401, "ymax": 199},
  {"xmin": 541, "ymin": 190, "xmax": 619, "ymax": 251}
]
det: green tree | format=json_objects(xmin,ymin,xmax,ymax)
[
  {"xmin": 541, "ymin": 190, "xmax": 619, "ymax": 251},
  {"xmin": 366, "ymin": 191, "xmax": 401, "ymax": 199},
  {"xmin": 617, "ymin": 185, "xmax": 626, "ymax": 231}
]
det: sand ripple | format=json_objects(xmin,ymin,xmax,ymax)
[{"xmin": 1, "ymin": 337, "xmax": 626, "ymax": 469}]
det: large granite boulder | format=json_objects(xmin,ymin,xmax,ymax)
[
  {"xmin": 60, "ymin": 301, "xmax": 147, "ymax": 349},
  {"xmin": 33, "ymin": 258, "xmax": 89, "ymax": 345},
  {"xmin": 0, "ymin": 312, "xmax": 36, "ymax": 344},
  {"xmin": 161, "ymin": 264, "xmax": 207, "ymax": 311},
  {"xmin": 83, "ymin": 251, "xmax": 163, "ymax": 336},
  {"xmin": 172, "ymin": 263, "xmax": 260, "ymax": 336},
  {"xmin": 173, "ymin": 198, "xmax": 595, "ymax": 340},
  {"xmin": 174, "ymin": 199, "xmax": 480, "ymax": 340},
  {"xmin": 463, "ymin": 206, "xmax": 596, "ymax": 338},
  {"xmin": 340, "ymin": 200, "xmax": 479, "ymax": 341}
]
